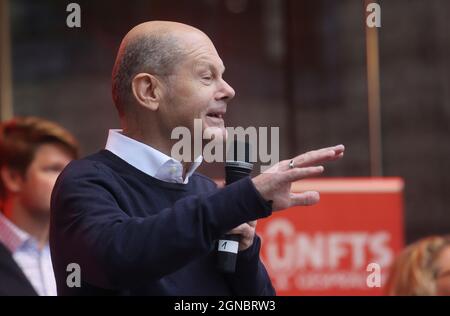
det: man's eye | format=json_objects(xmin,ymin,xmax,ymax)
[{"xmin": 202, "ymin": 76, "xmax": 212, "ymax": 80}]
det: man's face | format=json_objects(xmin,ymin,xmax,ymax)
[
  {"xmin": 18, "ymin": 143, "xmax": 73, "ymax": 218},
  {"xmin": 159, "ymin": 32, "xmax": 235, "ymax": 144}
]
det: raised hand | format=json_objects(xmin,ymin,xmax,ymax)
[{"xmin": 252, "ymin": 144, "xmax": 345, "ymax": 211}]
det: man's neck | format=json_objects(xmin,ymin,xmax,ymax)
[
  {"xmin": 122, "ymin": 125, "xmax": 195, "ymax": 180},
  {"xmin": 122, "ymin": 121, "xmax": 173, "ymax": 156},
  {"xmin": 182, "ymin": 161, "xmax": 193, "ymax": 179},
  {"xmin": 2, "ymin": 199, "xmax": 49, "ymax": 250}
]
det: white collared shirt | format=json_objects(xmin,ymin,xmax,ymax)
[
  {"xmin": 0, "ymin": 213, "xmax": 57, "ymax": 296},
  {"xmin": 105, "ymin": 129, "xmax": 202, "ymax": 184}
]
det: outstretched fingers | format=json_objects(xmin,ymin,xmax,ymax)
[
  {"xmin": 292, "ymin": 144, "xmax": 345, "ymax": 168},
  {"xmin": 284, "ymin": 165, "xmax": 324, "ymax": 183}
]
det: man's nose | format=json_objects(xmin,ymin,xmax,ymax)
[{"xmin": 216, "ymin": 79, "xmax": 236, "ymax": 102}]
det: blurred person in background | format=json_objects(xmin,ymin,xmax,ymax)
[
  {"xmin": 0, "ymin": 117, "xmax": 78, "ymax": 296},
  {"xmin": 385, "ymin": 235, "xmax": 450, "ymax": 296}
]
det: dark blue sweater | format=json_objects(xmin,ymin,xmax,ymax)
[{"xmin": 50, "ymin": 150, "xmax": 275, "ymax": 296}]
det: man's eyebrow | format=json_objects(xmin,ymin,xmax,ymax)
[
  {"xmin": 212, "ymin": 64, "xmax": 226, "ymax": 76},
  {"xmin": 216, "ymin": 61, "xmax": 225, "ymax": 73},
  {"xmin": 217, "ymin": 62, "xmax": 226, "ymax": 74},
  {"xmin": 197, "ymin": 61, "xmax": 225, "ymax": 75}
]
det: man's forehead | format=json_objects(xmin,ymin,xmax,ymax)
[
  {"xmin": 179, "ymin": 38, "xmax": 225, "ymax": 71},
  {"xmin": 127, "ymin": 21, "xmax": 227, "ymax": 72},
  {"xmin": 193, "ymin": 56, "xmax": 226, "ymax": 72}
]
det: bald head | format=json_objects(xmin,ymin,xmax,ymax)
[
  {"xmin": 111, "ymin": 21, "xmax": 213, "ymax": 116},
  {"xmin": 125, "ymin": 21, "xmax": 207, "ymax": 42}
]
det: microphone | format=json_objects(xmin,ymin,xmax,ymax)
[{"xmin": 217, "ymin": 140, "xmax": 253, "ymax": 273}]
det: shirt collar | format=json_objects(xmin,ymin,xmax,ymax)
[
  {"xmin": 105, "ymin": 129, "xmax": 202, "ymax": 184},
  {"xmin": 0, "ymin": 212, "xmax": 33, "ymax": 253}
]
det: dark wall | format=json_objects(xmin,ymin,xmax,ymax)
[
  {"xmin": 9, "ymin": 0, "xmax": 450, "ymax": 243},
  {"xmin": 379, "ymin": 0, "xmax": 450, "ymax": 242}
]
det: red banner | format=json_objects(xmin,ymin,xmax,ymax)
[{"xmin": 256, "ymin": 178, "xmax": 404, "ymax": 296}]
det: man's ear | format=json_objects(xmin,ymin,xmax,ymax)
[
  {"xmin": 0, "ymin": 166, "xmax": 24, "ymax": 194},
  {"xmin": 131, "ymin": 73, "xmax": 163, "ymax": 111}
]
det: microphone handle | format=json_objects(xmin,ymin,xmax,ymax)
[
  {"xmin": 217, "ymin": 234, "xmax": 240, "ymax": 274},
  {"xmin": 217, "ymin": 164, "xmax": 253, "ymax": 273}
]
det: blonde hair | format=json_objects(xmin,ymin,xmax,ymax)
[{"xmin": 385, "ymin": 235, "xmax": 450, "ymax": 295}]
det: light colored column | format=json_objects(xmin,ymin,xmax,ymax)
[
  {"xmin": 0, "ymin": 0, "xmax": 14, "ymax": 121},
  {"xmin": 365, "ymin": 0, "xmax": 383, "ymax": 176}
]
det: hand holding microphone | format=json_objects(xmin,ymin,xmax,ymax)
[{"xmin": 217, "ymin": 143, "xmax": 346, "ymax": 274}]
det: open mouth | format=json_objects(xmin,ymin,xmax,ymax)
[{"xmin": 206, "ymin": 113, "xmax": 224, "ymax": 119}]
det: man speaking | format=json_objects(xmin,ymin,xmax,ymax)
[{"xmin": 50, "ymin": 21, "xmax": 345, "ymax": 295}]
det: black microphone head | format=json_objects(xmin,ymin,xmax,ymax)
[
  {"xmin": 226, "ymin": 139, "xmax": 252, "ymax": 164},
  {"xmin": 233, "ymin": 140, "xmax": 250, "ymax": 163},
  {"xmin": 225, "ymin": 140, "xmax": 253, "ymax": 185},
  {"xmin": 225, "ymin": 140, "xmax": 253, "ymax": 168}
]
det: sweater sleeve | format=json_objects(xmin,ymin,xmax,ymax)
[
  {"xmin": 50, "ymin": 161, "xmax": 272, "ymax": 290},
  {"xmin": 224, "ymin": 235, "xmax": 276, "ymax": 296}
]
